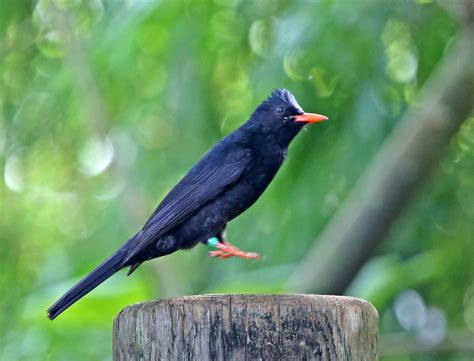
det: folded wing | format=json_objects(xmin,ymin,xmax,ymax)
[{"xmin": 121, "ymin": 146, "xmax": 252, "ymax": 265}]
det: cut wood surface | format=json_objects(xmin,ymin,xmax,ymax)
[{"xmin": 113, "ymin": 294, "xmax": 378, "ymax": 361}]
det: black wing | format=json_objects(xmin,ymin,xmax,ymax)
[{"xmin": 121, "ymin": 145, "xmax": 252, "ymax": 264}]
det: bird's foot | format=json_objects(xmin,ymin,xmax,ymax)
[{"xmin": 208, "ymin": 241, "xmax": 260, "ymax": 260}]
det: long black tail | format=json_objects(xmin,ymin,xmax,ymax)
[{"xmin": 47, "ymin": 249, "xmax": 127, "ymax": 320}]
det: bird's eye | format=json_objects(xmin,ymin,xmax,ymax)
[{"xmin": 276, "ymin": 107, "xmax": 284, "ymax": 114}]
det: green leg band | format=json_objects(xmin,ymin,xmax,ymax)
[{"xmin": 207, "ymin": 237, "xmax": 219, "ymax": 248}]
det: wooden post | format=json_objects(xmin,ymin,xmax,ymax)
[{"xmin": 113, "ymin": 295, "xmax": 378, "ymax": 360}]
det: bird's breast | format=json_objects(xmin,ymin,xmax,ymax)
[
  {"xmin": 221, "ymin": 150, "xmax": 285, "ymax": 218},
  {"xmin": 170, "ymin": 149, "xmax": 285, "ymax": 247}
]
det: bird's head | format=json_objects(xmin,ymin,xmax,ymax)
[{"xmin": 248, "ymin": 89, "xmax": 328, "ymax": 145}]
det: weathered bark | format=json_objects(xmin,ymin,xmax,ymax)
[{"xmin": 113, "ymin": 294, "xmax": 378, "ymax": 361}]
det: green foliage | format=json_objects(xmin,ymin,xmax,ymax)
[{"xmin": 0, "ymin": 0, "xmax": 472, "ymax": 360}]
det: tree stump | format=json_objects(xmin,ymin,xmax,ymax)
[{"xmin": 113, "ymin": 294, "xmax": 378, "ymax": 361}]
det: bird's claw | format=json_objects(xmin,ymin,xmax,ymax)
[
  {"xmin": 208, "ymin": 250, "xmax": 234, "ymax": 259},
  {"xmin": 208, "ymin": 242, "xmax": 260, "ymax": 260}
]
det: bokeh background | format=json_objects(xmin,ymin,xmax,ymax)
[{"xmin": 1, "ymin": 0, "xmax": 473, "ymax": 360}]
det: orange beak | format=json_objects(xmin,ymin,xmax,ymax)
[{"xmin": 293, "ymin": 113, "xmax": 328, "ymax": 123}]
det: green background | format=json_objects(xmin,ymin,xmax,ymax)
[{"xmin": 1, "ymin": 0, "xmax": 473, "ymax": 360}]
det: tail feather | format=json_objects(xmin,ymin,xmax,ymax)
[{"xmin": 47, "ymin": 250, "xmax": 126, "ymax": 320}]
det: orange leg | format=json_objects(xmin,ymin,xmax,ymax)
[{"xmin": 208, "ymin": 241, "xmax": 260, "ymax": 260}]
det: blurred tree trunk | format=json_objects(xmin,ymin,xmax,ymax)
[{"xmin": 286, "ymin": 3, "xmax": 474, "ymax": 295}]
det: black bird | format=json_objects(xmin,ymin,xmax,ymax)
[{"xmin": 47, "ymin": 89, "xmax": 327, "ymax": 320}]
